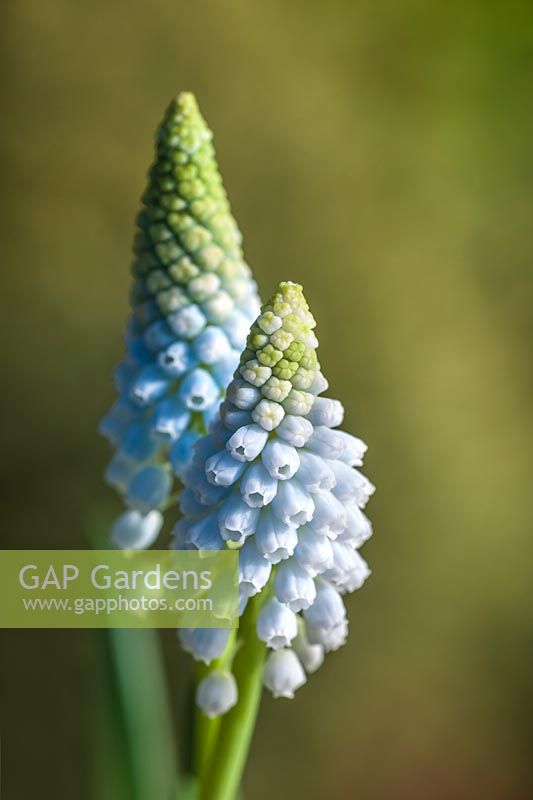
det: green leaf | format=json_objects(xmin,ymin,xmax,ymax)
[{"xmin": 87, "ymin": 513, "xmax": 179, "ymax": 800}]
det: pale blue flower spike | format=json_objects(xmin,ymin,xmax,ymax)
[
  {"xmin": 99, "ymin": 92, "xmax": 260, "ymax": 547},
  {"xmin": 177, "ymin": 281, "xmax": 375, "ymax": 712}
]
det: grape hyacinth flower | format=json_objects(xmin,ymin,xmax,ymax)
[
  {"xmin": 99, "ymin": 93, "xmax": 260, "ymax": 547},
  {"xmin": 176, "ymin": 282, "xmax": 375, "ymax": 745}
]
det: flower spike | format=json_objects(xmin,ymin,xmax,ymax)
[
  {"xmin": 100, "ymin": 93, "xmax": 260, "ymax": 544},
  {"xmin": 177, "ymin": 281, "xmax": 375, "ymax": 714}
]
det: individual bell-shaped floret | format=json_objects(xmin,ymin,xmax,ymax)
[
  {"xmin": 238, "ymin": 538, "xmax": 272, "ymax": 597},
  {"xmin": 292, "ymin": 619, "xmax": 324, "ymax": 674},
  {"xmin": 274, "ymin": 558, "xmax": 317, "ymax": 612},
  {"xmin": 263, "ymin": 649, "xmax": 306, "ymax": 698},
  {"xmin": 256, "ymin": 598, "xmax": 298, "ymax": 649},
  {"xmin": 111, "ymin": 509, "xmax": 164, "ymax": 550},
  {"xmin": 196, "ymin": 670, "xmax": 238, "ymax": 718},
  {"xmin": 177, "ymin": 628, "xmax": 231, "ymax": 664}
]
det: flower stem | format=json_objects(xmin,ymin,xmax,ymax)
[
  {"xmin": 199, "ymin": 594, "xmax": 266, "ymax": 800},
  {"xmin": 194, "ymin": 701, "xmax": 221, "ymax": 780}
]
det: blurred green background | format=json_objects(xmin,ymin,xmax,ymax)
[{"xmin": 1, "ymin": 0, "xmax": 532, "ymax": 798}]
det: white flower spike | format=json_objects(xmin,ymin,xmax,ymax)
[{"xmin": 177, "ymin": 281, "xmax": 375, "ymax": 714}]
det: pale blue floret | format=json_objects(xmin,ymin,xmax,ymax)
[
  {"xmin": 306, "ymin": 397, "xmax": 345, "ymax": 428},
  {"xmin": 219, "ymin": 402, "xmax": 252, "ymax": 430},
  {"xmin": 211, "ymin": 354, "xmax": 241, "ymax": 389},
  {"xmin": 185, "ymin": 465, "xmax": 229, "ymax": 506},
  {"xmin": 99, "ymin": 397, "xmax": 139, "ymax": 444},
  {"xmin": 177, "ymin": 489, "xmax": 206, "ymax": 520},
  {"xmin": 274, "ymin": 558, "xmax": 317, "ymax": 612},
  {"xmin": 308, "ymin": 491, "xmax": 346, "ymax": 538},
  {"xmin": 178, "ymin": 368, "xmax": 220, "ymax": 411},
  {"xmin": 304, "ymin": 426, "xmax": 345, "ymax": 460},
  {"xmin": 338, "ymin": 504, "xmax": 373, "ymax": 547},
  {"xmin": 293, "ymin": 623, "xmax": 324, "ymax": 674},
  {"xmin": 118, "ymin": 421, "xmax": 159, "ymax": 463},
  {"xmin": 238, "ymin": 538, "xmax": 272, "ymax": 597},
  {"xmin": 255, "ymin": 511, "xmax": 299, "ymax": 564},
  {"xmin": 288, "ymin": 450, "xmax": 335, "ymax": 493},
  {"xmin": 180, "ymin": 628, "xmax": 230, "ymax": 664},
  {"xmin": 169, "ymin": 431, "xmax": 203, "ymax": 477},
  {"xmin": 275, "ymin": 414, "xmax": 314, "ymax": 448},
  {"xmin": 334, "ymin": 431, "xmax": 367, "ymax": 467},
  {"xmin": 205, "ymin": 450, "xmax": 247, "ymax": 487},
  {"xmin": 328, "ymin": 460, "xmax": 374, "ymax": 504},
  {"xmin": 111, "ymin": 509, "xmax": 163, "ymax": 550},
  {"xmin": 217, "ymin": 494, "xmax": 260, "ymax": 544},
  {"xmin": 125, "ymin": 464, "xmax": 172, "ymax": 512},
  {"xmin": 211, "ymin": 420, "xmax": 233, "ymax": 448},
  {"xmin": 307, "ymin": 371, "xmax": 328, "ymax": 395},
  {"xmin": 324, "ymin": 542, "xmax": 370, "ymax": 593},
  {"xmin": 293, "ymin": 525, "xmax": 334, "ymax": 577},
  {"xmin": 99, "ymin": 411, "xmax": 125, "ymax": 445},
  {"xmin": 196, "ymin": 671, "xmax": 238, "ymax": 718},
  {"xmin": 272, "ymin": 479, "xmax": 314, "ymax": 527},
  {"xmin": 241, "ymin": 462, "xmax": 278, "ymax": 508},
  {"xmin": 125, "ymin": 337, "xmax": 152, "ymax": 367},
  {"xmin": 187, "ymin": 514, "xmax": 225, "ymax": 550},
  {"xmin": 225, "ymin": 424, "xmax": 269, "ymax": 462},
  {"xmin": 303, "ymin": 579, "xmax": 346, "ymax": 632},
  {"xmin": 227, "ymin": 380, "xmax": 262, "ymax": 411},
  {"xmin": 143, "ymin": 319, "xmax": 176, "ymax": 353},
  {"xmin": 193, "ymin": 435, "xmax": 220, "ymax": 467},
  {"xmin": 256, "ymin": 597, "xmax": 298, "ymax": 649},
  {"xmin": 193, "ymin": 326, "xmax": 232, "ymax": 364},
  {"xmin": 261, "ymin": 440, "xmax": 300, "ymax": 481},
  {"xmin": 263, "ymin": 649, "xmax": 306, "ymax": 698},
  {"xmin": 130, "ymin": 364, "xmax": 171, "ymax": 406},
  {"xmin": 150, "ymin": 397, "xmax": 191, "ymax": 443},
  {"xmin": 157, "ymin": 341, "xmax": 196, "ymax": 377},
  {"xmin": 114, "ymin": 362, "xmax": 136, "ymax": 394},
  {"xmin": 306, "ymin": 618, "xmax": 348, "ymax": 652},
  {"xmin": 105, "ymin": 453, "xmax": 138, "ymax": 492}
]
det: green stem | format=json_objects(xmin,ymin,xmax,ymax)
[
  {"xmin": 199, "ymin": 594, "xmax": 267, "ymax": 800},
  {"xmin": 194, "ymin": 695, "xmax": 221, "ymax": 779}
]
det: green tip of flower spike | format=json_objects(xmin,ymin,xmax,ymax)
[
  {"xmin": 239, "ymin": 281, "xmax": 320, "ymax": 396},
  {"xmin": 131, "ymin": 92, "xmax": 248, "ymax": 322}
]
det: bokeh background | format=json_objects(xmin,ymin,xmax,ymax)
[{"xmin": 1, "ymin": 1, "xmax": 532, "ymax": 798}]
